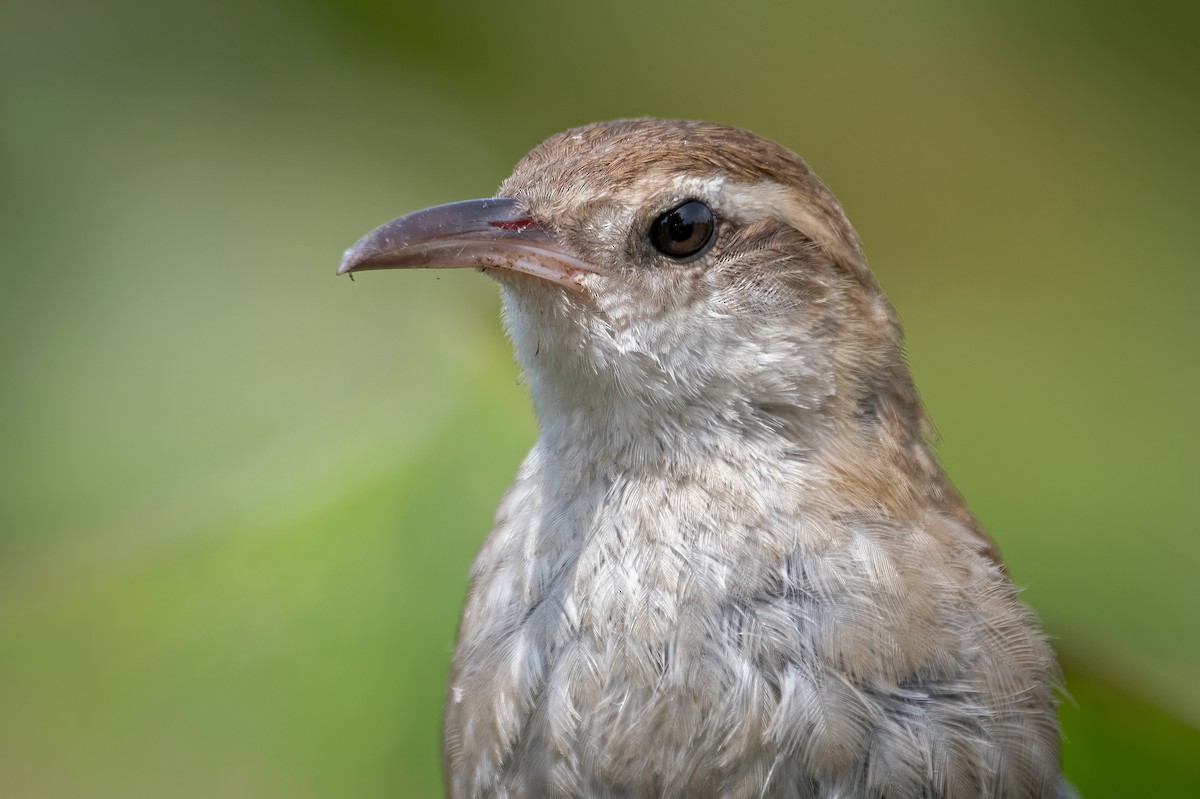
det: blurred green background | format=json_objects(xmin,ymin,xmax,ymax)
[{"xmin": 2, "ymin": 1, "xmax": 1197, "ymax": 796}]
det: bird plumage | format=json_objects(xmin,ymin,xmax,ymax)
[{"xmin": 340, "ymin": 119, "xmax": 1069, "ymax": 798}]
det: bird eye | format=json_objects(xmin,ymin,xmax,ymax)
[{"xmin": 649, "ymin": 200, "xmax": 715, "ymax": 260}]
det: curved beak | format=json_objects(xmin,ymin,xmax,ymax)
[{"xmin": 337, "ymin": 198, "xmax": 596, "ymax": 289}]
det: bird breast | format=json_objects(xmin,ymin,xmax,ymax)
[{"xmin": 442, "ymin": 438, "xmax": 1062, "ymax": 799}]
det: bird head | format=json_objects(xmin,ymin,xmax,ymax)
[{"xmin": 339, "ymin": 119, "xmax": 921, "ymax": 451}]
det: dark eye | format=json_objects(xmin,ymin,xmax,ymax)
[{"xmin": 649, "ymin": 200, "xmax": 716, "ymax": 259}]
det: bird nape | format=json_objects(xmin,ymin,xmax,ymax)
[{"xmin": 339, "ymin": 118, "xmax": 1074, "ymax": 799}]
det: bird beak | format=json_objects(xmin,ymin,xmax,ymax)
[{"xmin": 337, "ymin": 197, "xmax": 596, "ymax": 289}]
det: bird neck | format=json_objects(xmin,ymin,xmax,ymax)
[
  {"xmin": 499, "ymin": 285, "xmax": 848, "ymax": 468},
  {"xmin": 528, "ymin": 387, "xmax": 825, "ymax": 474}
]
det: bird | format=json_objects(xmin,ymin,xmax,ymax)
[{"xmin": 338, "ymin": 119, "xmax": 1071, "ymax": 799}]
